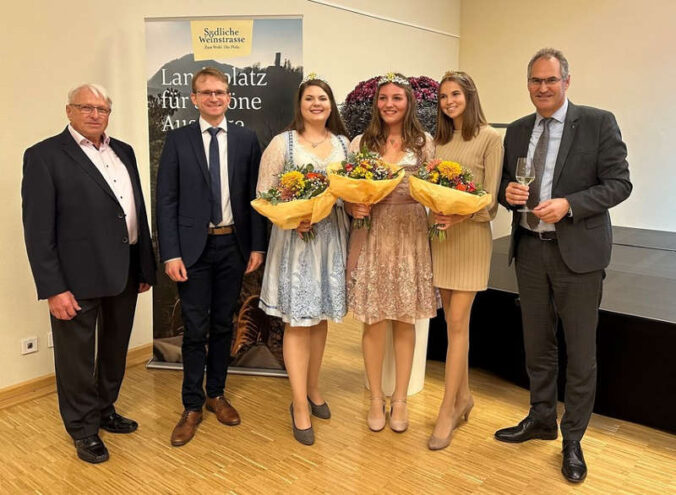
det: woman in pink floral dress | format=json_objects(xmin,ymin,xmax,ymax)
[{"xmin": 346, "ymin": 73, "xmax": 436, "ymax": 434}]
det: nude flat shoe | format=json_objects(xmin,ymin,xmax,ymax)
[
  {"xmin": 367, "ymin": 396, "xmax": 386, "ymax": 432},
  {"xmin": 389, "ymin": 398, "xmax": 408, "ymax": 433}
]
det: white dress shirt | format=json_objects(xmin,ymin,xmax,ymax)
[
  {"xmin": 198, "ymin": 116, "xmax": 233, "ymax": 227},
  {"xmin": 68, "ymin": 125, "xmax": 138, "ymax": 244},
  {"xmin": 520, "ymin": 98, "xmax": 569, "ymax": 232}
]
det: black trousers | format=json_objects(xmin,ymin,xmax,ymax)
[
  {"xmin": 51, "ymin": 246, "xmax": 140, "ymax": 440},
  {"xmin": 515, "ymin": 234, "xmax": 603, "ymax": 441},
  {"xmin": 178, "ymin": 234, "xmax": 246, "ymax": 410}
]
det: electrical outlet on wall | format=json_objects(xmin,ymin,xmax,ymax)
[{"xmin": 21, "ymin": 336, "xmax": 38, "ymax": 355}]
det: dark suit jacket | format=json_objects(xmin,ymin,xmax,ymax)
[
  {"xmin": 156, "ymin": 121, "xmax": 266, "ymax": 267},
  {"xmin": 498, "ymin": 101, "xmax": 632, "ymax": 273},
  {"xmin": 22, "ymin": 128, "xmax": 156, "ymax": 300}
]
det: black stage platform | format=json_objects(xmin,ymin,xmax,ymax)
[{"xmin": 427, "ymin": 226, "xmax": 676, "ymax": 433}]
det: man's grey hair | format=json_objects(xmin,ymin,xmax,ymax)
[
  {"xmin": 67, "ymin": 84, "xmax": 112, "ymax": 106},
  {"xmin": 527, "ymin": 48, "xmax": 570, "ymax": 80}
]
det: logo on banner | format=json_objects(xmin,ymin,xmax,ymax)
[{"xmin": 190, "ymin": 20, "xmax": 253, "ymax": 60}]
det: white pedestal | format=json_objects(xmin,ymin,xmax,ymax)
[{"xmin": 364, "ymin": 319, "xmax": 430, "ymax": 396}]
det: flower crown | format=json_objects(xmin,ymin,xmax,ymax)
[
  {"xmin": 300, "ymin": 72, "xmax": 329, "ymax": 87},
  {"xmin": 377, "ymin": 72, "xmax": 410, "ymax": 87}
]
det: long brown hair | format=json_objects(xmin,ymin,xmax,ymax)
[
  {"xmin": 434, "ymin": 71, "xmax": 487, "ymax": 145},
  {"xmin": 362, "ymin": 74, "xmax": 426, "ymax": 161},
  {"xmin": 286, "ymin": 80, "xmax": 348, "ymax": 137}
]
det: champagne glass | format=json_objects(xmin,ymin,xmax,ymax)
[{"xmin": 515, "ymin": 157, "xmax": 534, "ymax": 212}]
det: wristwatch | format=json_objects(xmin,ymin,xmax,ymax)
[{"xmin": 567, "ymin": 206, "xmax": 573, "ymax": 218}]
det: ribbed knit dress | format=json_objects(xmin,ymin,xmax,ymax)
[{"xmin": 431, "ymin": 126, "xmax": 504, "ymax": 291}]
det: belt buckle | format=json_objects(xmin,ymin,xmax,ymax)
[{"xmin": 538, "ymin": 231, "xmax": 552, "ymax": 241}]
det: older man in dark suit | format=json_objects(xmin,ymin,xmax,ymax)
[
  {"xmin": 22, "ymin": 84, "xmax": 156, "ymax": 464},
  {"xmin": 496, "ymin": 48, "xmax": 632, "ymax": 482},
  {"xmin": 157, "ymin": 67, "xmax": 266, "ymax": 447}
]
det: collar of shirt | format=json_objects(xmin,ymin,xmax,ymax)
[
  {"xmin": 68, "ymin": 124, "xmax": 110, "ymax": 149},
  {"xmin": 535, "ymin": 98, "xmax": 569, "ymax": 127},
  {"xmin": 198, "ymin": 116, "xmax": 228, "ymax": 135}
]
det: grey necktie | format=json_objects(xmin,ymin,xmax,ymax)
[
  {"xmin": 527, "ymin": 118, "xmax": 551, "ymax": 229},
  {"xmin": 207, "ymin": 127, "xmax": 222, "ymax": 225}
]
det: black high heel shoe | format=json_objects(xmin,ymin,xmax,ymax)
[{"xmin": 290, "ymin": 403, "xmax": 314, "ymax": 445}]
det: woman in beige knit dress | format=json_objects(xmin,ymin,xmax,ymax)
[
  {"xmin": 346, "ymin": 73, "xmax": 436, "ymax": 433},
  {"xmin": 427, "ymin": 71, "xmax": 503, "ymax": 450}
]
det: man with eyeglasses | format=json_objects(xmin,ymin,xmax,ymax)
[
  {"xmin": 21, "ymin": 84, "xmax": 156, "ymax": 464},
  {"xmin": 157, "ymin": 67, "xmax": 266, "ymax": 446},
  {"xmin": 496, "ymin": 48, "xmax": 631, "ymax": 482}
]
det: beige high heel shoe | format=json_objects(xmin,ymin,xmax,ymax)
[
  {"xmin": 428, "ymin": 424, "xmax": 454, "ymax": 450},
  {"xmin": 453, "ymin": 396, "xmax": 475, "ymax": 429},
  {"xmin": 367, "ymin": 396, "xmax": 386, "ymax": 432},
  {"xmin": 389, "ymin": 398, "xmax": 408, "ymax": 433},
  {"xmin": 429, "ymin": 397, "xmax": 476, "ymax": 450}
]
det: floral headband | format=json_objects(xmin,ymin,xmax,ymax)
[
  {"xmin": 377, "ymin": 72, "xmax": 410, "ymax": 86},
  {"xmin": 300, "ymin": 72, "xmax": 329, "ymax": 87},
  {"xmin": 440, "ymin": 70, "xmax": 471, "ymax": 81}
]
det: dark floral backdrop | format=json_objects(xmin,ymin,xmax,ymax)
[{"xmin": 340, "ymin": 76, "xmax": 440, "ymax": 139}]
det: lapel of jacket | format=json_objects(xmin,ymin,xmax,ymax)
[
  {"xmin": 226, "ymin": 125, "xmax": 238, "ymax": 188},
  {"xmin": 187, "ymin": 122, "xmax": 211, "ymax": 185},
  {"xmin": 109, "ymin": 138, "xmax": 143, "ymax": 218},
  {"xmin": 552, "ymin": 101, "xmax": 580, "ymax": 188},
  {"xmin": 59, "ymin": 128, "xmax": 118, "ymax": 202}
]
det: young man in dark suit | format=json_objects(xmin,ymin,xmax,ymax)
[
  {"xmin": 496, "ymin": 49, "xmax": 632, "ymax": 482},
  {"xmin": 22, "ymin": 84, "xmax": 156, "ymax": 464},
  {"xmin": 156, "ymin": 67, "xmax": 266, "ymax": 447}
]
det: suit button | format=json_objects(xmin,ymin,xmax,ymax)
[
  {"xmin": 118, "ymin": 213, "xmax": 125, "ymax": 219},
  {"xmin": 122, "ymin": 237, "xmax": 128, "ymax": 244}
]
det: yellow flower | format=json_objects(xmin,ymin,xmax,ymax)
[
  {"xmin": 280, "ymin": 171, "xmax": 305, "ymax": 191},
  {"xmin": 352, "ymin": 166, "xmax": 367, "ymax": 178},
  {"xmin": 365, "ymin": 171, "xmax": 374, "ymax": 180},
  {"xmin": 437, "ymin": 160, "xmax": 462, "ymax": 180},
  {"xmin": 430, "ymin": 171, "xmax": 440, "ymax": 184}
]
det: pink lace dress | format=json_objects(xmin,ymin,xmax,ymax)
[{"xmin": 346, "ymin": 135, "xmax": 437, "ymax": 324}]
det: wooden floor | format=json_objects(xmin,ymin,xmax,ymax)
[{"xmin": 1, "ymin": 317, "xmax": 674, "ymax": 494}]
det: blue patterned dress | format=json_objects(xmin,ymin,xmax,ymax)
[{"xmin": 257, "ymin": 131, "xmax": 350, "ymax": 327}]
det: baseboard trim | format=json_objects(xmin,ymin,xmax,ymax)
[{"xmin": 0, "ymin": 343, "xmax": 153, "ymax": 410}]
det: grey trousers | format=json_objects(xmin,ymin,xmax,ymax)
[{"xmin": 515, "ymin": 234, "xmax": 603, "ymax": 441}]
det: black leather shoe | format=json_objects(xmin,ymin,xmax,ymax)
[
  {"xmin": 100, "ymin": 412, "xmax": 138, "ymax": 434},
  {"xmin": 74, "ymin": 434, "xmax": 109, "ymax": 464},
  {"xmin": 495, "ymin": 416, "xmax": 558, "ymax": 443},
  {"xmin": 562, "ymin": 440, "xmax": 587, "ymax": 483}
]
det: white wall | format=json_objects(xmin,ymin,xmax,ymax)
[
  {"xmin": 461, "ymin": 0, "xmax": 676, "ymax": 237},
  {"xmin": 0, "ymin": 0, "xmax": 460, "ymax": 389}
]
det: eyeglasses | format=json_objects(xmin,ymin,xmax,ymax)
[
  {"xmin": 194, "ymin": 90, "xmax": 229, "ymax": 98},
  {"xmin": 70, "ymin": 104, "xmax": 111, "ymax": 115},
  {"xmin": 528, "ymin": 77, "xmax": 562, "ymax": 87}
]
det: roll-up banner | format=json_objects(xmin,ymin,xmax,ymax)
[{"xmin": 145, "ymin": 16, "xmax": 303, "ymax": 375}]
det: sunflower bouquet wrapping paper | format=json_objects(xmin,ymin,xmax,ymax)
[
  {"xmin": 326, "ymin": 147, "xmax": 404, "ymax": 229},
  {"xmin": 251, "ymin": 163, "xmax": 336, "ymax": 241},
  {"xmin": 409, "ymin": 159, "xmax": 491, "ymax": 240}
]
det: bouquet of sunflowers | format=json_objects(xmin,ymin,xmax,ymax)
[
  {"xmin": 326, "ymin": 147, "xmax": 404, "ymax": 229},
  {"xmin": 409, "ymin": 159, "xmax": 491, "ymax": 240},
  {"xmin": 251, "ymin": 163, "xmax": 336, "ymax": 241}
]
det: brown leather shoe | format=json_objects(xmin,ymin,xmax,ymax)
[
  {"xmin": 205, "ymin": 396, "xmax": 241, "ymax": 426},
  {"xmin": 170, "ymin": 410, "xmax": 202, "ymax": 446}
]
